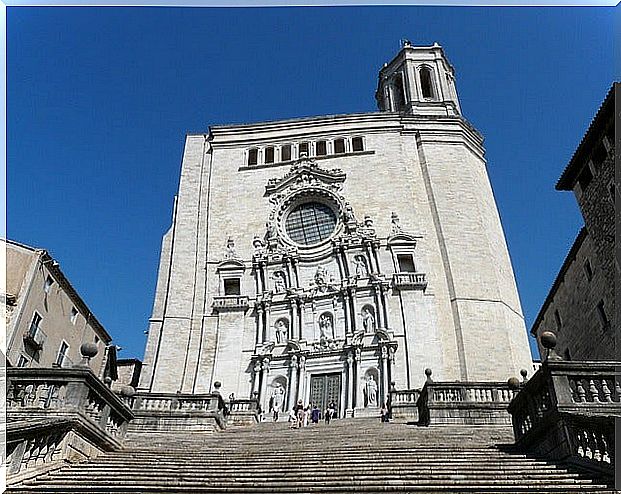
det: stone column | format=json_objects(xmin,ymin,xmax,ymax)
[
  {"xmin": 346, "ymin": 352, "xmax": 354, "ymax": 412},
  {"xmin": 373, "ymin": 286, "xmax": 385, "ymax": 329},
  {"xmin": 289, "ymin": 300, "xmax": 297, "ymax": 342},
  {"xmin": 381, "ymin": 346, "xmax": 389, "ymax": 407},
  {"xmin": 259, "ymin": 358, "xmax": 271, "ymax": 413},
  {"xmin": 349, "ymin": 290, "xmax": 358, "ymax": 333},
  {"xmin": 379, "ymin": 284, "xmax": 389, "ymax": 329},
  {"xmin": 343, "ymin": 292, "xmax": 351, "ymax": 335},
  {"xmin": 339, "ymin": 367, "xmax": 347, "ymax": 418},
  {"xmin": 251, "ymin": 361, "xmax": 262, "ymax": 396},
  {"xmin": 257, "ymin": 307, "xmax": 265, "ymax": 344},
  {"xmin": 297, "ymin": 356, "xmax": 306, "ymax": 404},
  {"xmin": 354, "ymin": 347, "xmax": 362, "ymax": 409},
  {"xmin": 287, "ymin": 355, "xmax": 298, "ymax": 411}
]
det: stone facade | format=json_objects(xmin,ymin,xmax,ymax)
[
  {"xmin": 532, "ymin": 84, "xmax": 616, "ymax": 360},
  {"xmin": 139, "ymin": 43, "xmax": 533, "ymax": 417},
  {"xmin": 4, "ymin": 238, "xmax": 112, "ymax": 374}
]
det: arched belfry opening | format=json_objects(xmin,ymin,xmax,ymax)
[{"xmin": 375, "ymin": 41, "xmax": 461, "ymax": 116}]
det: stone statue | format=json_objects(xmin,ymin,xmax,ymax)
[
  {"xmin": 252, "ymin": 235, "xmax": 265, "ymax": 255},
  {"xmin": 225, "ymin": 236, "xmax": 237, "ymax": 259},
  {"xmin": 390, "ymin": 211, "xmax": 403, "ymax": 234},
  {"xmin": 362, "ymin": 307, "xmax": 375, "ymax": 333},
  {"xmin": 318, "ymin": 314, "xmax": 334, "ymax": 339},
  {"xmin": 344, "ymin": 202, "xmax": 355, "ymax": 223},
  {"xmin": 354, "ymin": 255, "xmax": 367, "ymax": 278},
  {"xmin": 365, "ymin": 375, "xmax": 378, "ymax": 407},
  {"xmin": 314, "ymin": 265, "xmax": 328, "ymax": 288},
  {"xmin": 274, "ymin": 320, "xmax": 288, "ymax": 344},
  {"xmin": 272, "ymin": 385, "xmax": 284, "ymax": 411},
  {"xmin": 266, "ymin": 221, "xmax": 276, "ymax": 240},
  {"xmin": 273, "ymin": 271, "xmax": 286, "ymax": 293}
]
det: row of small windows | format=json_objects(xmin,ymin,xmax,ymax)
[
  {"xmin": 247, "ymin": 137, "xmax": 365, "ymax": 166},
  {"xmin": 552, "ymin": 298, "xmax": 609, "ymax": 334}
]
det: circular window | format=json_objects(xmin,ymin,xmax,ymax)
[{"xmin": 285, "ymin": 202, "xmax": 337, "ymax": 246}]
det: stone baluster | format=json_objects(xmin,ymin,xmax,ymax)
[
  {"xmin": 576, "ymin": 380, "xmax": 586, "ymax": 402},
  {"xmin": 588, "ymin": 380, "xmax": 600, "ymax": 402},
  {"xmin": 346, "ymin": 352, "xmax": 354, "ymax": 412},
  {"xmin": 297, "ymin": 356, "xmax": 306, "ymax": 405},
  {"xmin": 287, "ymin": 355, "xmax": 298, "ymax": 412},
  {"xmin": 601, "ymin": 379, "xmax": 612, "ymax": 402}
]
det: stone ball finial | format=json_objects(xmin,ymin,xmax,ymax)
[
  {"xmin": 520, "ymin": 369, "xmax": 528, "ymax": 381},
  {"xmin": 540, "ymin": 331, "xmax": 557, "ymax": 350},
  {"xmin": 213, "ymin": 381, "xmax": 222, "ymax": 389},
  {"xmin": 80, "ymin": 342, "xmax": 98, "ymax": 359},
  {"xmin": 104, "ymin": 376, "xmax": 112, "ymax": 386},
  {"xmin": 120, "ymin": 385, "xmax": 136, "ymax": 398},
  {"xmin": 507, "ymin": 377, "xmax": 521, "ymax": 390},
  {"xmin": 424, "ymin": 368, "xmax": 433, "ymax": 382}
]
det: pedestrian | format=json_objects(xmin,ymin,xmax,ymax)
[
  {"xmin": 380, "ymin": 402, "xmax": 389, "ymax": 423},
  {"xmin": 295, "ymin": 400, "xmax": 305, "ymax": 429},
  {"xmin": 288, "ymin": 408, "xmax": 297, "ymax": 429},
  {"xmin": 303, "ymin": 405, "xmax": 310, "ymax": 427},
  {"xmin": 311, "ymin": 403, "xmax": 320, "ymax": 424}
]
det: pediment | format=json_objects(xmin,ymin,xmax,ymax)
[
  {"xmin": 216, "ymin": 259, "xmax": 245, "ymax": 272},
  {"xmin": 387, "ymin": 233, "xmax": 419, "ymax": 246},
  {"xmin": 265, "ymin": 156, "xmax": 346, "ymax": 196}
]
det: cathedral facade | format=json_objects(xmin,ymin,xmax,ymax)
[{"xmin": 138, "ymin": 43, "xmax": 533, "ymax": 418}]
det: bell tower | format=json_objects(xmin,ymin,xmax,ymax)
[{"xmin": 376, "ymin": 41, "xmax": 462, "ymax": 116}]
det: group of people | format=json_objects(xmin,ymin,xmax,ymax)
[{"xmin": 287, "ymin": 400, "xmax": 337, "ymax": 428}]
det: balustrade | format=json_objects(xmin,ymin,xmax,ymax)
[
  {"xmin": 391, "ymin": 272, "xmax": 427, "ymax": 290},
  {"xmin": 508, "ymin": 359, "xmax": 620, "ymax": 477},
  {"xmin": 212, "ymin": 295, "xmax": 250, "ymax": 310}
]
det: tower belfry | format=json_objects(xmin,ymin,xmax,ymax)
[{"xmin": 376, "ymin": 41, "xmax": 462, "ymax": 116}]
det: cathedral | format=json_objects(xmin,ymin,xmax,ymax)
[{"xmin": 138, "ymin": 42, "xmax": 533, "ymax": 418}]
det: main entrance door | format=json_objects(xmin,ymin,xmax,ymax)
[{"xmin": 309, "ymin": 373, "xmax": 341, "ymax": 417}]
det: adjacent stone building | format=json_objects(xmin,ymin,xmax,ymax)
[
  {"xmin": 5, "ymin": 238, "xmax": 113, "ymax": 375},
  {"xmin": 531, "ymin": 83, "xmax": 617, "ymax": 360},
  {"xmin": 139, "ymin": 42, "xmax": 534, "ymax": 417}
]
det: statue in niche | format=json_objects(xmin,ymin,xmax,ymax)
[
  {"xmin": 353, "ymin": 255, "xmax": 368, "ymax": 279},
  {"xmin": 362, "ymin": 307, "xmax": 376, "ymax": 333},
  {"xmin": 273, "ymin": 271, "xmax": 286, "ymax": 294},
  {"xmin": 274, "ymin": 320, "xmax": 288, "ymax": 344},
  {"xmin": 390, "ymin": 211, "xmax": 403, "ymax": 234},
  {"xmin": 313, "ymin": 265, "xmax": 334, "ymax": 292},
  {"xmin": 224, "ymin": 236, "xmax": 237, "ymax": 259},
  {"xmin": 365, "ymin": 375, "xmax": 378, "ymax": 408},
  {"xmin": 269, "ymin": 385, "xmax": 285, "ymax": 418},
  {"xmin": 318, "ymin": 314, "xmax": 334, "ymax": 340}
]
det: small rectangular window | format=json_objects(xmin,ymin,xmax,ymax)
[
  {"xmin": 597, "ymin": 300, "xmax": 609, "ymax": 329},
  {"xmin": 563, "ymin": 348, "xmax": 571, "ymax": 361},
  {"xmin": 397, "ymin": 254, "xmax": 416, "ymax": 273},
  {"xmin": 29, "ymin": 313, "xmax": 42, "ymax": 337},
  {"xmin": 554, "ymin": 309, "xmax": 562, "ymax": 331},
  {"xmin": 264, "ymin": 147, "xmax": 275, "ymax": 164},
  {"xmin": 299, "ymin": 142, "xmax": 309, "ymax": 157},
  {"xmin": 94, "ymin": 335, "xmax": 100, "ymax": 344},
  {"xmin": 583, "ymin": 259, "xmax": 593, "ymax": 281},
  {"xmin": 248, "ymin": 149, "xmax": 258, "ymax": 166},
  {"xmin": 351, "ymin": 137, "xmax": 364, "ymax": 152},
  {"xmin": 281, "ymin": 145, "xmax": 292, "ymax": 162},
  {"xmin": 44, "ymin": 275, "xmax": 54, "ymax": 293},
  {"xmin": 316, "ymin": 141, "xmax": 327, "ymax": 156},
  {"xmin": 70, "ymin": 307, "xmax": 78, "ymax": 324},
  {"xmin": 334, "ymin": 139, "xmax": 345, "ymax": 154},
  {"xmin": 224, "ymin": 278, "xmax": 241, "ymax": 296},
  {"xmin": 578, "ymin": 165, "xmax": 593, "ymax": 190},
  {"xmin": 55, "ymin": 341, "xmax": 69, "ymax": 367},
  {"xmin": 17, "ymin": 355, "xmax": 29, "ymax": 368}
]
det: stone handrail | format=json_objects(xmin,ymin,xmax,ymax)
[
  {"xmin": 507, "ymin": 360, "xmax": 620, "ymax": 477},
  {"xmin": 229, "ymin": 398, "xmax": 260, "ymax": 413},
  {"xmin": 392, "ymin": 272, "xmax": 427, "ymax": 290},
  {"xmin": 418, "ymin": 381, "xmax": 518, "ymax": 425},
  {"xmin": 125, "ymin": 391, "xmax": 227, "ymax": 434},
  {"xmin": 6, "ymin": 367, "xmax": 134, "ymax": 480},
  {"xmin": 388, "ymin": 388, "xmax": 421, "ymax": 422},
  {"xmin": 227, "ymin": 398, "xmax": 261, "ymax": 426},
  {"xmin": 212, "ymin": 295, "xmax": 250, "ymax": 310},
  {"xmin": 130, "ymin": 392, "xmax": 223, "ymax": 412}
]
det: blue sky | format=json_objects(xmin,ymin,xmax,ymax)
[{"xmin": 8, "ymin": 6, "xmax": 617, "ymax": 361}]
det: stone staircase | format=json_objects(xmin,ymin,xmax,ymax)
[{"xmin": 7, "ymin": 419, "xmax": 615, "ymax": 493}]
